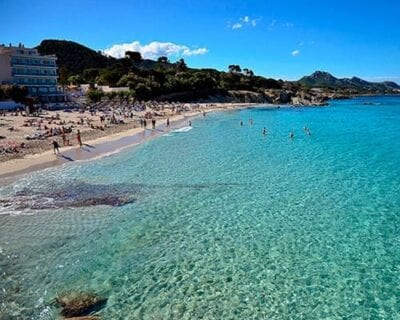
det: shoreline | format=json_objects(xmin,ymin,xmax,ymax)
[{"xmin": 0, "ymin": 103, "xmax": 259, "ymax": 183}]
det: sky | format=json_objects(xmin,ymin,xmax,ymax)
[{"xmin": 1, "ymin": 0, "xmax": 400, "ymax": 82}]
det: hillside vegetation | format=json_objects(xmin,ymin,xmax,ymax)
[{"xmin": 36, "ymin": 40, "xmax": 399, "ymax": 103}]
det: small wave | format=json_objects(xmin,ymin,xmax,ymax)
[{"xmin": 172, "ymin": 126, "xmax": 193, "ymax": 133}]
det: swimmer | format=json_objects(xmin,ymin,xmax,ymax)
[
  {"xmin": 262, "ymin": 127, "xmax": 267, "ymax": 135},
  {"xmin": 240, "ymin": 120, "xmax": 243, "ymax": 127},
  {"xmin": 289, "ymin": 131, "xmax": 294, "ymax": 139}
]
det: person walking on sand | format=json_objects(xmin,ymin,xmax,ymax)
[
  {"xmin": 77, "ymin": 129, "xmax": 82, "ymax": 148},
  {"xmin": 166, "ymin": 117, "xmax": 170, "ymax": 127},
  {"xmin": 62, "ymin": 132, "xmax": 68, "ymax": 146},
  {"xmin": 152, "ymin": 118, "xmax": 156, "ymax": 129},
  {"xmin": 52, "ymin": 140, "xmax": 60, "ymax": 154}
]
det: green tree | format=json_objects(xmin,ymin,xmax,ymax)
[
  {"xmin": 133, "ymin": 83, "xmax": 152, "ymax": 100},
  {"xmin": 67, "ymin": 75, "xmax": 85, "ymax": 85},
  {"xmin": 228, "ymin": 64, "xmax": 242, "ymax": 73},
  {"xmin": 83, "ymin": 68, "xmax": 100, "ymax": 83},
  {"xmin": 175, "ymin": 58, "xmax": 187, "ymax": 71},
  {"xmin": 157, "ymin": 56, "xmax": 169, "ymax": 64},
  {"xmin": 86, "ymin": 89, "xmax": 104, "ymax": 102},
  {"xmin": 4, "ymin": 85, "xmax": 29, "ymax": 103},
  {"xmin": 97, "ymin": 69, "xmax": 123, "ymax": 86},
  {"xmin": 243, "ymin": 68, "xmax": 254, "ymax": 77},
  {"xmin": 125, "ymin": 51, "xmax": 142, "ymax": 62},
  {"xmin": 58, "ymin": 66, "xmax": 69, "ymax": 86}
]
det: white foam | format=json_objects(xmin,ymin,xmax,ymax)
[{"xmin": 172, "ymin": 126, "xmax": 193, "ymax": 133}]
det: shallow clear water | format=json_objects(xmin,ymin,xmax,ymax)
[{"xmin": 1, "ymin": 96, "xmax": 400, "ymax": 319}]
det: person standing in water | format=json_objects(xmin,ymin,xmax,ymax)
[
  {"xmin": 189, "ymin": 120, "xmax": 192, "ymax": 127},
  {"xmin": 77, "ymin": 129, "xmax": 82, "ymax": 148},
  {"xmin": 262, "ymin": 127, "xmax": 267, "ymax": 136},
  {"xmin": 240, "ymin": 120, "xmax": 243, "ymax": 127}
]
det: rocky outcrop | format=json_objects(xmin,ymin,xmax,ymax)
[
  {"xmin": 55, "ymin": 291, "xmax": 107, "ymax": 318},
  {"xmin": 290, "ymin": 91, "xmax": 329, "ymax": 106}
]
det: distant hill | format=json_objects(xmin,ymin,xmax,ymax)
[
  {"xmin": 36, "ymin": 40, "xmax": 117, "ymax": 74},
  {"xmin": 298, "ymin": 71, "xmax": 400, "ymax": 91},
  {"xmin": 32, "ymin": 40, "xmax": 399, "ymax": 103},
  {"xmin": 36, "ymin": 39, "xmax": 176, "ymax": 74}
]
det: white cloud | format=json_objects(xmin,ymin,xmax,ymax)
[
  {"xmin": 291, "ymin": 49, "xmax": 300, "ymax": 56},
  {"xmin": 103, "ymin": 41, "xmax": 209, "ymax": 59},
  {"xmin": 268, "ymin": 19, "xmax": 277, "ymax": 30},
  {"xmin": 232, "ymin": 23, "xmax": 243, "ymax": 29},
  {"xmin": 268, "ymin": 20, "xmax": 294, "ymax": 31},
  {"xmin": 231, "ymin": 16, "xmax": 259, "ymax": 30}
]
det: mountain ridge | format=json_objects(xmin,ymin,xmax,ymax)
[{"xmin": 298, "ymin": 71, "xmax": 400, "ymax": 91}]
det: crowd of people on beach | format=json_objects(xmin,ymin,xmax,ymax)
[{"xmin": 0, "ymin": 100, "xmax": 216, "ymax": 158}]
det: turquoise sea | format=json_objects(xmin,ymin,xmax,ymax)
[{"xmin": 1, "ymin": 96, "xmax": 400, "ymax": 319}]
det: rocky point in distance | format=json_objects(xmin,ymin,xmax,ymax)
[{"xmin": 36, "ymin": 40, "xmax": 400, "ymax": 106}]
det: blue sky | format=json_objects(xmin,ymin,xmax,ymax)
[{"xmin": 1, "ymin": 0, "xmax": 400, "ymax": 82}]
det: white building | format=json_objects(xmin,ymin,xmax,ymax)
[{"xmin": 0, "ymin": 43, "xmax": 66, "ymax": 102}]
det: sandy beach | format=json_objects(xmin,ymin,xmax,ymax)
[{"xmin": 0, "ymin": 102, "xmax": 256, "ymax": 181}]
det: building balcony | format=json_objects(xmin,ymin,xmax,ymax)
[
  {"xmin": 13, "ymin": 73, "xmax": 58, "ymax": 77},
  {"xmin": 11, "ymin": 62, "xmax": 58, "ymax": 68},
  {"xmin": 20, "ymin": 84, "xmax": 58, "ymax": 87}
]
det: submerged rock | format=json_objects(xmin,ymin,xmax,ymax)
[
  {"xmin": 0, "ymin": 181, "xmax": 138, "ymax": 211},
  {"xmin": 64, "ymin": 316, "xmax": 100, "ymax": 320},
  {"xmin": 56, "ymin": 291, "xmax": 106, "ymax": 317}
]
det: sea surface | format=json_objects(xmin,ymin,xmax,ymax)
[{"xmin": 1, "ymin": 96, "xmax": 400, "ymax": 319}]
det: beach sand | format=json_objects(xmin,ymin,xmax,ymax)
[{"xmin": 0, "ymin": 103, "xmax": 256, "ymax": 181}]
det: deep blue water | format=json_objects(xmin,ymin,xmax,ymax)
[{"xmin": 1, "ymin": 96, "xmax": 400, "ymax": 319}]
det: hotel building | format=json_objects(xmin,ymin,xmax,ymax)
[{"xmin": 0, "ymin": 43, "xmax": 66, "ymax": 102}]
